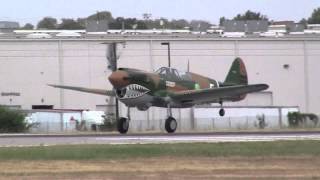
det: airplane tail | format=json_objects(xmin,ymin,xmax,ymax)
[{"xmin": 224, "ymin": 57, "xmax": 248, "ymax": 85}]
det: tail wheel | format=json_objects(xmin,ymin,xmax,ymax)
[
  {"xmin": 165, "ymin": 117, "xmax": 177, "ymax": 133},
  {"xmin": 219, "ymin": 108, "xmax": 225, "ymax": 117},
  {"xmin": 117, "ymin": 117, "xmax": 129, "ymax": 134}
]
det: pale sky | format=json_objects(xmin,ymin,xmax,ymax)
[{"xmin": 2, "ymin": 0, "xmax": 320, "ymax": 25}]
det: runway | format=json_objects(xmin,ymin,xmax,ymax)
[{"xmin": 0, "ymin": 131, "xmax": 320, "ymax": 147}]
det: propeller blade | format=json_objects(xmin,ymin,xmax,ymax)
[
  {"xmin": 106, "ymin": 42, "xmax": 117, "ymax": 72},
  {"xmin": 105, "ymin": 42, "xmax": 120, "ymax": 120}
]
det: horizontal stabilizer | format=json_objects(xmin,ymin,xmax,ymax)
[{"xmin": 171, "ymin": 84, "xmax": 269, "ymax": 104}]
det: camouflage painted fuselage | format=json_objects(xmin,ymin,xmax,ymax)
[
  {"xmin": 49, "ymin": 58, "xmax": 266, "ymax": 111},
  {"xmin": 108, "ymin": 62, "xmax": 246, "ymax": 110}
]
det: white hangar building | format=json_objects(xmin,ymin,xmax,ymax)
[{"xmin": 0, "ymin": 35, "xmax": 319, "ymax": 116}]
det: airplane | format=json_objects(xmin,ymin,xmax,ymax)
[{"xmin": 49, "ymin": 57, "xmax": 269, "ymax": 134}]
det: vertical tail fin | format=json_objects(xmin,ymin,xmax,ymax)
[{"xmin": 224, "ymin": 57, "xmax": 248, "ymax": 85}]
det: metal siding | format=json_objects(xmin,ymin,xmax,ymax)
[{"xmin": 0, "ymin": 38, "xmax": 319, "ymax": 115}]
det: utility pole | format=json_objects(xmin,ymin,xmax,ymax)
[{"xmin": 161, "ymin": 42, "xmax": 171, "ymax": 67}]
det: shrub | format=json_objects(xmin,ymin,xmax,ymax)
[
  {"xmin": 100, "ymin": 113, "xmax": 116, "ymax": 131},
  {"xmin": 288, "ymin": 112, "xmax": 319, "ymax": 128},
  {"xmin": 0, "ymin": 106, "xmax": 27, "ymax": 133}
]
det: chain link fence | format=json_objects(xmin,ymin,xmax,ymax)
[{"xmin": 25, "ymin": 107, "xmax": 319, "ymax": 133}]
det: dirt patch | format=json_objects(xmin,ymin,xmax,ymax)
[{"xmin": 0, "ymin": 156, "xmax": 319, "ymax": 179}]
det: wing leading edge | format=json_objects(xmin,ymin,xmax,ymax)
[
  {"xmin": 170, "ymin": 84, "xmax": 269, "ymax": 104},
  {"xmin": 48, "ymin": 84, "xmax": 115, "ymax": 96}
]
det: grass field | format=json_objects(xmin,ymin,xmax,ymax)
[{"xmin": 0, "ymin": 141, "xmax": 320, "ymax": 179}]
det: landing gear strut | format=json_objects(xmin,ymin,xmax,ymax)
[
  {"xmin": 219, "ymin": 101, "xmax": 225, "ymax": 117},
  {"xmin": 117, "ymin": 107, "xmax": 130, "ymax": 134},
  {"xmin": 165, "ymin": 105, "xmax": 177, "ymax": 133}
]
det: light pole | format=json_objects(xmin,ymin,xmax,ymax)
[{"xmin": 161, "ymin": 42, "xmax": 171, "ymax": 67}]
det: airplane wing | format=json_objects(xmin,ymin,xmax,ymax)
[
  {"xmin": 170, "ymin": 84, "xmax": 269, "ymax": 104},
  {"xmin": 48, "ymin": 84, "xmax": 115, "ymax": 96}
]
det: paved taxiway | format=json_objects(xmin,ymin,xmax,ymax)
[{"xmin": 0, "ymin": 131, "xmax": 320, "ymax": 147}]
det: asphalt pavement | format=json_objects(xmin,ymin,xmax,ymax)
[{"xmin": 0, "ymin": 131, "xmax": 319, "ymax": 147}]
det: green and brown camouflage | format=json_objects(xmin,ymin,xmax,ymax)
[
  {"xmin": 49, "ymin": 57, "xmax": 268, "ymax": 134},
  {"xmin": 49, "ymin": 57, "xmax": 268, "ymax": 111},
  {"xmin": 106, "ymin": 57, "xmax": 263, "ymax": 110},
  {"xmin": 109, "ymin": 58, "xmax": 247, "ymax": 90},
  {"xmin": 223, "ymin": 57, "xmax": 248, "ymax": 86}
]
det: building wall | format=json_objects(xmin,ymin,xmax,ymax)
[{"xmin": 0, "ymin": 38, "xmax": 319, "ymax": 115}]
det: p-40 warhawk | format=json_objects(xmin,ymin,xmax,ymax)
[{"xmin": 49, "ymin": 58, "xmax": 268, "ymax": 134}]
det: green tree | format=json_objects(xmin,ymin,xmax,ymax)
[
  {"xmin": 109, "ymin": 17, "xmax": 147, "ymax": 29},
  {"xmin": 123, "ymin": 18, "xmax": 137, "ymax": 29},
  {"xmin": 77, "ymin": 18, "xmax": 87, "ymax": 28},
  {"xmin": 37, "ymin": 17, "xmax": 57, "ymax": 29},
  {"xmin": 219, "ymin": 17, "xmax": 226, "ymax": 26},
  {"xmin": 169, "ymin": 19, "xmax": 189, "ymax": 29},
  {"xmin": 0, "ymin": 106, "xmax": 27, "ymax": 133},
  {"xmin": 136, "ymin": 20, "xmax": 148, "ymax": 29},
  {"xmin": 21, "ymin": 23, "xmax": 34, "ymax": 30},
  {"xmin": 58, "ymin": 18, "xmax": 85, "ymax": 29},
  {"xmin": 308, "ymin": 8, "xmax": 320, "ymax": 24},
  {"xmin": 189, "ymin": 20, "xmax": 212, "ymax": 31},
  {"xmin": 151, "ymin": 18, "xmax": 169, "ymax": 29},
  {"xmin": 109, "ymin": 17, "xmax": 124, "ymax": 29},
  {"xmin": 300, "ymin": 18, "xmax": 308, "ymax": 28},
  {"xmin": 87, "ymin": 11, "xmax": 114, "ymax": 22},
  {"xmin": 233, "ymin": 10, "xmax": 268, "ymax": 21}
]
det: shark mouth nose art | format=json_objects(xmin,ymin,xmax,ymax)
[{"xmin": 116, "ymin": 84, "xmax": 150, "ymax": 99}]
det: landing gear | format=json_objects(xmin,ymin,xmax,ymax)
[
  {"xmin": 219, "ymin": 101, "xmax": 225, "ymax": 117},
  {"xmin": 117, "ymin": 107, "xmax": 131, "ymax": 134},
  {"xmin": 219, "ymin": 108, "xmax": 225, "ymax": 117},
  {"xmin": 165, "ymin": 105, "xmax": 177, "ymax": 133},
  {"xmin": 117, "ymin": 117, "xmax": 129, "ymax": 134},
  {"xmin": 165, "ymin": 117, "xmax": 177, "ymax": 133}
]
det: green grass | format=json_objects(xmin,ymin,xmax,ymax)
[{"xmin": 0, "ymin": 141, "xmax": 319, "ymax": 160}]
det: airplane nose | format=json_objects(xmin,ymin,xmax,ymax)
[{"xmin": 108, "ymin": 70, "xmax": 130, "ymax": 88}]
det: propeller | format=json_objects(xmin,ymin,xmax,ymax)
[
  {"xmin": 105, "ymin": 42, "xmax": 125, "ymax": 122},
  {"xmin": 106, "ymin": 42, "xmax": 118, "ymax": 71}
]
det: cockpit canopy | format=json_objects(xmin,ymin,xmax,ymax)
[{"xmin": 156, "ymin": 67, "xmax": 191, "ymax": 81}]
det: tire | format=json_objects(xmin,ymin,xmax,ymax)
[
  {"xmin": 165, "ymin": 117, "xmax": 177, "ymax": 133},
  {"xmin": 117, "ymin": 117, "xmax": 129, "ymax": 134},
  {"xmin": 219, "ymin": 109, "xmax": 225, "ymax": 117}
]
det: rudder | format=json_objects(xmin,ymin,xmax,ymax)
[{"xmin": 224, "ymin": 57, "xmax": 248, "ymax": 85}]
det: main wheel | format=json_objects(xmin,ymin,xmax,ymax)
[
  {"xmin": 117, "ymin": 117, "xmax": 129, "ymax": 134},
  {"xmin": 165, "ymin": 117, "xmax": 177, "ymax": 133},
  {"xmin": 219, "ymin": 108, "xmax": 225, "ymax": 117}
]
